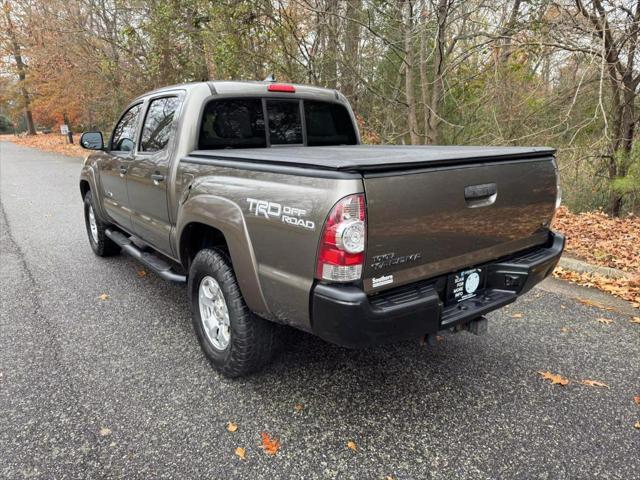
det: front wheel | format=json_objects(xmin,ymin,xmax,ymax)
[
  {"xmin": 83, "ymin": 191, "xmax": 120, "ymax": 256},
  {"xmin": 188, "ymin": 248, "xmax": 277, "ymax": 377}
]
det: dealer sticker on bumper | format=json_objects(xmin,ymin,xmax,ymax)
[{"xmin": 372, "ymin": 274, "xmax": 394, "ymax": 288}]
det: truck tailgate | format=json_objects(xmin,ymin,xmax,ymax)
[{"xmin": 363, "ymin": 157, "xmax": 558, "ymax": 293}]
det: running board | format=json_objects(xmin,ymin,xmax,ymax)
[{"xmin": 105, "ymin": 228, "xmax": 186, "ymax": 283}]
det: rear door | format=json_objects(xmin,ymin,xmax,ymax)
[
  {"xmin": 363, "ymin": 158, "xmax": 558, "ymax": 293},
  {"xmin": 99, "ymin": 103, "xmax": 143, "ymax": 231},
  {"xmin": 127, "ymin": 94, "xmax": 183, "ymax": 254}
]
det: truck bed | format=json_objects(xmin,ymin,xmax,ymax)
[
  {"xmin": 187, "ymin": 143, "xmax": 558, "ymax": 295},
  {"xmin": 188, "ymin": 145, "xmax": 556, "ymax": 172}
]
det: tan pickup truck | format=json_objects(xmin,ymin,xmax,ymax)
[{"xmin": 79, "ymin": 80, "xmax": 564, "ymax": 377}]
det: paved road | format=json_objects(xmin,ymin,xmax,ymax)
[{"xmin": 1, "ymin": 141, "xmax": 638, "ymax": 480}]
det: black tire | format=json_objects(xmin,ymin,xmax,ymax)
[
  {"xmin": 83, "ymin": 191, "xmax": 120, "ymax": 257},
  {"xmin": 188, "ymin": 248, "xmax": 276, "ymax": 378}
]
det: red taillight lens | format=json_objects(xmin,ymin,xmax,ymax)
[
  {"xmin": 267, "ymin": 84, "xmax": 296, "ymax": 93},
  {"xmin": 316, "ymin": 194, "xmax": 366, "ymax": 282}
]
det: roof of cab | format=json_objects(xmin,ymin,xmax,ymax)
[{"xmin": 133, "ymin": 80, "xmax": 341, "ymax": 102}]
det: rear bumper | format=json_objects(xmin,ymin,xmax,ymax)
[{"xmin": 310, "ymin": 231, "xmax": 564, "ymax": 348}]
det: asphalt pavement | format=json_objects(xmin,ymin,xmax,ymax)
[{"xmin": 1, "ymin": 140, "xmax": 638, "ymax": 480}]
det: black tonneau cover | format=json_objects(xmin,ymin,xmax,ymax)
[{"xmin": 189, "ymin": 145, "xmax": 555, "ymax": 173}]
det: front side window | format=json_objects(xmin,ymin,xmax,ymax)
[
  {"xmin": 199, "ymin": 99, "xmax": 266, "ymax": 150},
  {"xmin": 266, "ymin": 100, "xmax": 302, "ymax": 145},
  {"xmin": 111, "ymin": 104, "xmax": 142, "ymax": 152},
  {"xmin": 140, "ymin": 97, "xmax": 181, "ymax": 152}
]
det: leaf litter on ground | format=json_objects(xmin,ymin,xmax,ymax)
[
  {"xmin": 538, "ymin": 371, "xmax": 569, "ymax": 386},
  {"xmin": 260, "ymin": 432, "xmax": 280, "ymax": 456}
]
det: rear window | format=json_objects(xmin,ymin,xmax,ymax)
[
  {"xmin": 304, "ymin": 100, "xmax": 357, "ymax": 146},
  {"xmin": 267, "ymin": 100, "xmax": 302, "ymax": 145},
  {"xmin": 198, "ymin": 97, "xmax": 357, "ymax": 149},
  {"xmin": 199, "ymin": 98, "xmax": 266, "ymax": 149}
]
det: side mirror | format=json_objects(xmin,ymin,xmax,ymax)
[{"xmin": 80, "ymin": 131, "xmax": 104, "ymax": 150}]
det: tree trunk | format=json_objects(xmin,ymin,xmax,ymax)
[
  {"xmin": 341, "ymin": 0, "xmax": 361, "ymax": 106},
  {"xmin": 609, "ymin": 76, "xmax": 637, "ymax": 216},
  {"xmin": 3, "ymin": 5, "xmax": 36, "ymax": 135},
  {"xmin": 499, "ymin": 0, "xmax": 522, "ymax": 63},
  {"xmin": 425, "ymin": 0, "xmax": 448, "ymax": 145},
  {"xmin": 403, "ymin": 0, "xmax": 420, "ymax": 145},
  {"xmin": 419, "ymin": 9, "xmax": 429, "ymax": 143}
]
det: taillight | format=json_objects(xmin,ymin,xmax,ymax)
[{"xmin": 316, "ymin": 194, "xmax": 366, "ymax": 282}]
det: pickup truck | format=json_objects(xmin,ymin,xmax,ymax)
[{"xmin": 79, "ymin": 80, "xmax": 564, "ymax": 377}]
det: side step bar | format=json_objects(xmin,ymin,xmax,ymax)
[{"xmin": 105, "ymin": 228, "xmax": 186, "ymax": 283}]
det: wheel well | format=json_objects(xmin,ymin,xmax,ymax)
[
  {"xmin": 80, "ymin": 180, "xmax": 90, "ymax": 199},
  {"xmin": 179, "ymin": 223, "xmax": 229, "ymax": 270}
]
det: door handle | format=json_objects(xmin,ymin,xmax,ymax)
[
  {"xmin": 465, "ymin": 183, "xmax": 497, "ymax": 208},
  {"xmin": 151, "ymin": 173, "xmax": 165, "ymax": 184}
]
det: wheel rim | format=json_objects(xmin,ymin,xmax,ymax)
[
  {"xmin": 198, "ymin": 275, "xmax": 231, "ymax": 350},
  {"xmin": 88, "ymin": 205, "xmax": 99, "ymax": 244}
]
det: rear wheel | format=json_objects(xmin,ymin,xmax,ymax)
[
  {"xmin": 188, "ymin": 248, "xmax": 276, "ymax": 377},
  {"xmin": 83, "ymin": 191, "xmax": 120, "ymax": 256}
]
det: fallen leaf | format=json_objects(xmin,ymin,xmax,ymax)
[
  {"xmin": 346, "ymin": 440, "xmax": 358, "ymax": 452},
  {"xmin": 538, "ymin": 371, "xmax": 569, "ymax": 386},
  {"xmin": 596, "ymin": 317, "xmax": 614, "ymax": 325},
  {"xmin": 97, "ymin": 293, "xmax": 109, "ymax": 301},
  {"xmin": 560, "ymin": 327, "xmax": 572, "ymax": 333},
  {"xmin": 226, "ymin": 422, "xmax": 238, "ymax": 432},
  {"xmin": 99, "ymin": 427, "xmax": 111, "ymax": 437},
  {"xmin": 634, "ymin": 395, "xmax": 640, "ymax": 406},
  {"xmin": 511, "ymin": 313, "xmax": 524, "ymax": 318},
  {"xmin": 260, "ymin": 432, "xmax": 280, "ymax": 456},
  {"xmin": 635, "ymin": 421, "xmax": 640, "ymax": 430},
  {"xmin": 294, "ymin": 403, "xmax": 304, "ymax": 413},
  {"xmin": 436, "ymin": 335, "xmax": 444, "ymax": 342},
  {"xmin": 109, "ymin": 442, "xmax": 116, "ymax": 448},
  {"xmin": 580, "ymin": 380, "xmax": 609, "ymax": 388},
  {"xmin": 235, "ymin": 447, "xmax": 246, "ymax": 460},
  {"xmin": 137, "ymin": 269, "xmax": 147, "ymax": 278},
  {"xmin": 631, "ymin": 317, "xmax": 640, "ymax": 325},
  {"xmin": 577, "ymin": 298, "xmax": 615, "ymax": 311}
]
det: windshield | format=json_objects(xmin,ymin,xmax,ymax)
[{"xmin": 198, "ymin": 98, "xmax": 357, "ymax": 149}]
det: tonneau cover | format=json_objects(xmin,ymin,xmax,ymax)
[{"xmin": 188, "ymin": 145, "xmax": 555, "ymax": 172}]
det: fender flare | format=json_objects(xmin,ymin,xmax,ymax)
[
  {"xmin": 176, "ymin": 194, "xmax": 272, "ymax": 319},
  {"xmin": 79, "ymin": 164, "xmax": 109, "ymax": 221}
]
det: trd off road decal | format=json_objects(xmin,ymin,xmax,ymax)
[{"xmin": 246, "ymin": 198, "xmax": 315, "ymax": 230}]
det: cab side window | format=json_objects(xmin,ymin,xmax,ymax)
[
  {"xmin": 111, "ymin": 104, "xmax": 142, "ymax": 152},
  {"xmin": 140, "ymin": 97, "xmax": 181, "ymax": 152}
]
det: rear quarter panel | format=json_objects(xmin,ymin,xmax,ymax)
[{"xmin": 176, "ymin": 159, "xmax": 362, "ymax": 330}]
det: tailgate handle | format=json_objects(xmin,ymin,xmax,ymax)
[{"xmin": 465, "ymin": 183, "xmax": 497, "ymax": 207}]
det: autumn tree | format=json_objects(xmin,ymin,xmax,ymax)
[{"xmin": 1, "ymin": 1, "xmax": 35, "ymax": 134}]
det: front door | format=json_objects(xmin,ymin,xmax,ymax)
[
  {"xmin": 99, "ymin": 103, "xmax": 143, "ymax": 232},
  {"xmin": 127, "ymin": 95, "xmax": 182, "ymax": 254}
]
